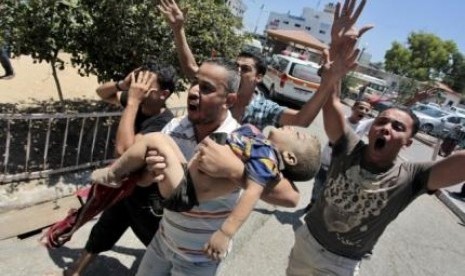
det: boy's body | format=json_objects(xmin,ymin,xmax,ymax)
[{"xmin": 92, "ymin": 123, "xmax": 321, "ymax": 259}]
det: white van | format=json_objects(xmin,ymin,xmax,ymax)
[{"xmin": 262, "ymin": 54, "xmax": 321, "ymax": 104}]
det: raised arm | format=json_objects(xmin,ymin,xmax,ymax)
[
  {"xmin": 278, "ymin": 0, "xmax": 372, "ymax": 128},
  {"xmin": 115, "ymin": 71, "xmax": 156, "ymax": 155},
  {"xmin": 427, "ymin": 150, "xmax": 465, "ymax": 191},
  {"xmin": 158, "ymin": 0, "xmax": 198, "ymax": 79}
]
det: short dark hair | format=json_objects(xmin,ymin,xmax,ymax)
[
  {"xmin": 238, "ymin": 50, "xmax": 267, "ymax": 76},
  {"xmin": 281, "ymin": 135, "xmax": 321, "ymax": 182},
  {"xmin": 384, "ymin": 106, "xmax": 420, "ymax": 137},
  {"xmin": 143, "ymin": 61, "xmax": 177, "ymax": 95},
  {"xmin": 205, "ymin": 58, "xmax": 240, "ymax": 94}
]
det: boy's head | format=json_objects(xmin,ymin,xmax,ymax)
[{"xmin": 267, "ymin": 126, "xmax": 321, "ymax": 181}]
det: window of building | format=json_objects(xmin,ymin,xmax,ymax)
[
  {"xmin": 283, "ymin": 21, "xmax": 289, "ymax": 24},
  {"xmin": 305, "ymin": 26, "xmax": 311, "ymax": 31},
  {"xmin": 319, "ymin": 30, "xmax": 326, "ymax": 34},
  {"xmin": 294, "ymin": 23, "xmax": 301, "ymax": 28}
]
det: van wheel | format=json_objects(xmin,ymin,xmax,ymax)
[{"xmin": 269, "ymin": 85, "xmax": 276, "ymax": 99}]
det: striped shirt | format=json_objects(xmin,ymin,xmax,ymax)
[{"xmin": 159, "ymin": 111, "xmax": 241, "ymax": 262}]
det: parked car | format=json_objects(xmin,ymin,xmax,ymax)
[
  {"xmin": 411, "ymin": 104, "xmax": 465, "ymax": 136},
  {"xmin": 262, "ymin": 54, "xmax": 320, "ymax": 105}
]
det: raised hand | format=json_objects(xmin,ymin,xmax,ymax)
[
  {"xmin": 158, "ymin": 0, "xmax": 187, "ymax": 31},
  {"xmin": 127, "ymin": 70, "xmax": 156, "ymax": 105},
  {"xmin": 324, "ymin": 0, "xmax": 374, "ymax": 80}
]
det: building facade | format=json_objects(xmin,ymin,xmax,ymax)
[
  {"xmin": 265, "ymin": 3, "xmax": 335, "ymax": 45},
  {"xmin": 225, "ymin": 0, "xmax": 247, "ymax": 19}
]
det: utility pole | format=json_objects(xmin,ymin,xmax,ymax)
[{"xmin": 253, "ymin": 4, "xmax": 264, "ymax": 34}]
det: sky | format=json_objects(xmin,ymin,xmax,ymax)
[{"xmin": 242, "ymin": 0, "xmax": 465, "ymax": 63}]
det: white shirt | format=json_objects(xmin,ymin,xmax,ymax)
[
  {"xmin": 159, "ymin": 111, "xmax": 241, "ymax": 262},
  {"xmin": 320, "ymin": 117, "xmax": 374, "ymax": 167}
]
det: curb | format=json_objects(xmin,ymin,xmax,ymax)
[{"xmin": 436, "ymin": 190, "xmax": 465, "ymax": 223}]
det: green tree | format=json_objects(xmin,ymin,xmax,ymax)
[
  {"xmin": 384, "ymin": 32, "xmax": 460, "ymax": 85},
  {"xmin": 72, "ymin": 0, "xmax": 244, "ymax": 82},
  {"xmin": 9, "ymin": 0, "xmax": 91, "ymax": 104},
  {"xmin": 442, "ymin": 51, "xmax": 465, "ymax": 93}
]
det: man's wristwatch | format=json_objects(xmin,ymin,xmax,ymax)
[{"xmin": 115, "ymin": 80, "xmax": 125, "ymax": 91}]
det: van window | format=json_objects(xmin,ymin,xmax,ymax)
[
  {"xmin": 270, "ymin": 56, "xmax": 289, "ymax": 72},
  {"xmin": 290, "ymin": 63, "xmax": 320, "ymax": 83}
]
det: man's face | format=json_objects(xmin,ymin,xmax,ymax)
[
  {"xmin": 351, "ymin": 101, "xmax": 372, "ymax": 121},
  {"xmin": 140, "ymin": 73, "xmax": 167, "ymax": 111},
  {"xmin": 187, "ymin": 62, "xmax": 231, "ymax": 125},
  {"xmin": 235, "ymin": 56, "xmax": 261, "ymax": 95},
  {"xmin": 367, "ymin": 108, "xmax": 414, "ymax": 162}
]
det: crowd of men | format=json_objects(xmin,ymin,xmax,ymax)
[{"xmin": 56, "ymin": 0, "xmax": 465, "ymax": 275}]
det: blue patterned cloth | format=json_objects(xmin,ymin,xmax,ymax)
[{"xmin": 227, "ymin": 124, "xmax": 282, "ymax": 187}]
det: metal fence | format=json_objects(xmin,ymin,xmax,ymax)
[{"xmin": 0, "ymin": 107, "xmax": 187, "ymax": 184}]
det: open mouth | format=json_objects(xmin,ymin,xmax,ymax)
[
  {"xmin": 187, "ymin": 99, "xmax": 199, "ymax": 111},
  {"xmin": 374, "ymin": 137, "xmax": 386, "ymax": 150},
  {"xmin": 358, "ymin": 114, "xmax": 364, "ymax": 119}
]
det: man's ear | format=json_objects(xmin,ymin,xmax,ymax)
[
  {"xmin": 226, "ymin": 93, "xmax": 237, "ymax": 108},
  {"xmin": 282, "ymin": 151, "xmax": 297, "ymax": 166},
  {"xmin": 255, "ymin": 73, "xmax": 263, "ymax": 83},
  {"xmin": 405, "ymin": 137, "xmax": 413, "ymax": 148}
]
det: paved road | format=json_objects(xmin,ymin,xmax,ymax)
[{"xmin": 1, "ymin": 103, "xmax": 465, "ymax": 276}]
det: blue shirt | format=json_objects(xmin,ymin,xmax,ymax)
[{"xmin": 241, "ymin": 92, "xmax": 285, "ymax": 130}]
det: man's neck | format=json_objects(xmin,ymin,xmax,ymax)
[
  {"xmin": 230, "ymin": 86, "xmax": 255, "ymax": 121},
  {"xmin": 194, "ymin": 113, "xmax": 228, "ymax": 142}
]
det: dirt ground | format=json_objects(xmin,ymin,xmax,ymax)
[{"xmin": 0, "ymin": 54, "xmax": 187, "ymax": 108}]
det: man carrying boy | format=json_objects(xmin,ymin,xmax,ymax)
[{"xmin": 91, "ymin": 121, "xmax": 321, "ymax": 260}]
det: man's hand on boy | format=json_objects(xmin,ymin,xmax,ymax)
[
  {"xmin": 197, "ymin": 137, "xmax": 244, "ymax": 180},
  {"xmin": 145, "ymin": 150, "xmax": 167, "ymax": 182}
]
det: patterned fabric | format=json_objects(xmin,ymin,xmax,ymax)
[
  {"xmin": 227, "ymin": 124, "xmax": 282, "ymax": 187},
  {"xmin": 157, "ymin": 111, "xmax": 241, "ymax": 262},
  {"xmin": 305, "ymin": 126, "xmax": 433, "ymax": 260},
  {"xmin": 241, "ymin": 92, "xmax": 285, "ymax": 130}
]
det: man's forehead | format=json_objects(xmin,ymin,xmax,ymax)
[
  {"xmin": 236, "ymin": 56, "xmax": 256, "ymax": 66},
  {"xmin": 378, "ymin": 109, "xmax": 412, "ymax": 124}
]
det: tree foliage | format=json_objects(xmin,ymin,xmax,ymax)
[
  {"xmin": 72, "ymin": 0, "xmax": 244, "ymax": 82},
  {"xmin": 384, "ymin": 32, "xmax": 464, "ymax": 93},
  {"xmin": 4, "ymin": 0, "xmax": 245, "ymax": 101},
  {"xmin": 7, "ymin": 0, "xmax": 91, "ymax": 104}
]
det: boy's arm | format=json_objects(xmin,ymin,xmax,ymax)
[
  {"xmin": 427, "ymin": 150, "xmax": 465, "ymax": 191},
  {"xmin": 158, "ymin": 0, "xmax": 198, "ymax": 79},
  {"xmin": 204, "ymin": 180, "xmax": 263, "ymax": 260},
  {"xmin": 260, "ymin": 178, "xmax": 300, "ymax": 207}
]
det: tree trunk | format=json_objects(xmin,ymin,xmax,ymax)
[{"xmin": 50, "ymin": 52, "xmax": 65, "ymax": 109}]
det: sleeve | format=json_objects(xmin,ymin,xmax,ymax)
[
  {"xmin": 263, "ymin": 99, "xmax": 286, "ymax": 127},
  {"xmin": 409, "ymin": 161, "xmax": 435, "ymax": 195},
  {"xmin": 244, "ymin": 142, "xmax": 281, "ymax": 188},
  {"xmin": 331, "ymin": 125, "xmax": 363, "ymax": 159},
  {"xmin": 139, "ymin": 110, "xmax": 175, "ymax": 135},
  {"xmin": 119, "ymin": 91, "xmax": 128, "ymax": 107}
]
